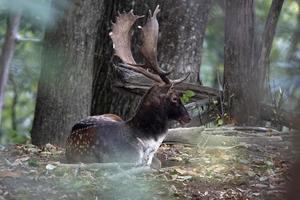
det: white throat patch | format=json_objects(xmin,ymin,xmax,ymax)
[{"xmin": 137, "ymin": 135, "xmax": 166, "ymax": 166}]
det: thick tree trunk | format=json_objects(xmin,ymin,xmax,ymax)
[
  {"xmin": 92, "ymin": 0, "xmax": 212, "ymax": 119},
  {"xmin": 157, "ymin": 0, "xmax": 212, "ymax": 83},
  {"xmin": 224, "ymin": 0, "xmax": 257, "ymax": 124},
  {"xmin": 91, "ymin": 0, "xmax": 140, "ymax": 120},
  {"xmin": 224, "ymin": 0, "xmax": 284, "ymax": 125},
  {"xmin": 0, "ymin": 12, "xmax": 21, "ymax": 124},
  {"xmin": 31, "ymin": 0, "xmax": 103, "ymax": 146}
]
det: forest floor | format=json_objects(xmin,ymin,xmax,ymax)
[{"xmin": 0, "ymin": 127, "xmax": 299, "ymax": 200}]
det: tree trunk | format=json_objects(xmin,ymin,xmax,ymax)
[
  {"xmin": 91, "ymin": 0, "xmax": 140, "ymax": 120},
  {"xmin": 31, "ymin": 0, "xmax": 103, "ymax": 146},
  {"xmin": 157, "ymin": 0, "xmax": 212, "ymax": 83},
  {"xmin": 0, "ymin": 12, "xmax": 21, "ymax": 124},
  {"xmin": 256, "ymin": 0, "xmax": 284, "ymax": 100},
  {"xmin": 223, "ymin": 0, "xmax": 284, "ymax": 125},
  {"xmin": 224, "ymin": 0, "xmax": 257, "ymax": 124},
  {"xmin": 92, "ymin": 0, "xmax": 212, "ymax": 119}
]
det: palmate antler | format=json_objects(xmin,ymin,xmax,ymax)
[{"xmin": 109, "ymin": 5, "xmax": 189, "ymax": 85}]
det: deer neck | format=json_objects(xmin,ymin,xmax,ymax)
[{"xmin": 127, "ymin": 103, "xmax": 169, "ymax": 141}]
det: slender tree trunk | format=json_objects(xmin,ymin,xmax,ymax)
[
  {"xmin": 224, "ymin": 0, "xmax": 257, "ymax": 124},
  {"xmin": 0, "ymin": 12, "xmax": 21, "ymax": 124},
  {"xmin": 256, "ymin": 0, "xmax": 284, "ymax": 99},
  {"xmin": 10, "ymin": 77, "xmax": 18, "ymax": 131},
  {"xmin": 287, "ymin": 0, "xmax": 300, "ymax": 60},
  {"xmin": 31, "ymin": 0, "xmax": 103, "ymax": 146},
  {"xmin": 92, "ymin": 0, "xmax": 212, "ymax": 119}
]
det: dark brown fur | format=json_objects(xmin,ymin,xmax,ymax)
[{"xmin": 65, "ymin": 85, "xmax": 190, "ymax": 165}]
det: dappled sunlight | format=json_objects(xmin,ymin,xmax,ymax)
[{"xmin": 154, "ymin": 128, "xmax": 295, "ymax": 199}]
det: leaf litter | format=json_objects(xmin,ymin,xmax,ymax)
[{"xmin": 0, "ymin": 129, "xmax": 298, "ymax": 200}]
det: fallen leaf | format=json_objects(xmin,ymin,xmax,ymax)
[
  {"xmin": 169, "ymin": 156, "xmax": 183, "ymax": 162},
  {"xmin": 253, "ymin": 192, "xmax": 260, "ymax": 196},
  {"xmin": 259, "ymin": 176, "xmax": 268, "ymax": 182},
  {"xmin": 174, "ymin": 168, "xmax": 186, "ymax": 175},
  {"xmin": 11, "ymin": 156, "xmax": 30, "ymax": 166},
  {"xmin": 0, "ymin": 170, "xmax": 21, "ymax": 178},
  {"xmin": 46, "ymin": 164, "xmax": 57, "ymax": 170},
  {"xmin": 177, "ymin": 175, "xmax": 192, "ymax": 181}
]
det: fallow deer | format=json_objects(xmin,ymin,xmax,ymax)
[{"xmin": 65, "ymin": 5, "xmax": 191, "ymax": 167}]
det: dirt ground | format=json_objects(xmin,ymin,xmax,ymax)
[{"xmin": 0, "ymin": 127, "xmax": 299, "ymax": 200}]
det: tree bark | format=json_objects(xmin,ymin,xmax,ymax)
[
  {"xmin": 92, "ymin": 0, "xmax": 212, "ymax": 119},
  {"xmin": 256, "ymin": 0, "xmax": 284, "ymax": 99},
  {"xmin": 223, "ymin": 0, "xmax": 284, "ymax": 125},
  {"xmin": 157, "ymin": 0, "xmax": 212, "ymax": 82},
  {"xmin": 10, "ymin": 76, "xmax": 18, "ymax": 131},
  {"xmin": 0, "ymin": 12, "xmax": 21, "ymax": 124},
  {"xmin": 91, "ymin": 0, "xmax": 140, "ymax": 120},
  {"xmin": 224, "ymin": 0, "xmax": 257, "ymax": 124},
  {"xmin": 287, "ymin": 0, "xmax": 300, "ymax": 60},
  {"xmin": 31, "ymin": 0, "xmax": 103, "ymax": 146}
]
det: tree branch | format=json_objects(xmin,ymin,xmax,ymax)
[{"xmin": 0, "ymin": 11, "xmax": 22, "ymax": 122}]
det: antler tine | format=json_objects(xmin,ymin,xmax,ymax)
[
  {"xmin": 171, "ymin": 72, "xmax": 190, "ymax": 85},
  {"xmin": 109, "ymin": 10, "xmax": 144, "ymax": 65},
  {"xmin": 140, "ymin": 5, "xmax": 173, "ymax": 78},
  {"xmin": 116, "ymin": 62, "xmax": 165, "ymax": 84}
]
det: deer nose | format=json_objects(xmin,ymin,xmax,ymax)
[{"xmin": 179, "ymin": 115, "xmax": 191, "ymax": 124}]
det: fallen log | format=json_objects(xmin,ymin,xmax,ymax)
[{"xmin": 164, "ymin": 127, "xmax": 283, "ymax": 146}]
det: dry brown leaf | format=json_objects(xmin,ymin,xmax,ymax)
[{"xmin": 0, "ymin": 170, "xmax": 22, "ymax": 178}]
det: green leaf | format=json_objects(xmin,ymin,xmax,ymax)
[
  {"xmin": 181, "ymin": 90, "xmax": 196, "ymax": 104},
  {"xmin": 217, "ymin": 118, "xmax": 224, "ymax": 126},
  {"xmin": 185, "ymin": 90, "xmax": 195, "ymax": 98}
]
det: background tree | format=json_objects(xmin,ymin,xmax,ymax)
[
  {"xmin": 224, "ymin": 0, "xmax": 284, "ymax": 125},
  {"xmin": 31, "ymin": 0, "xmax": 103, "ymax": 146},
  {"xmin": 0, "ymin": 11, "xmax": 21, "ymax": 123}
]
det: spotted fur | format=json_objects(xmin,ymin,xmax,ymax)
[{"xmin": 65, "ymin": 85, "xmax": 191, "ymax": 165}]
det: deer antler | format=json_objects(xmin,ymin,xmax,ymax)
[
  {"xmin": 109, "ymin": 10, "xmax": 143, "ymax": 65},
  {"xmin": 140, "ymin": 5, "xmax": 172, "ymax": 77},
  {"xmin": 110, "ymin": 6, "xmax": 189, "ymax": 86}
]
